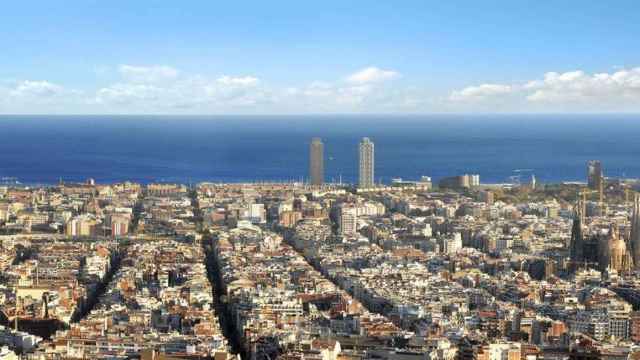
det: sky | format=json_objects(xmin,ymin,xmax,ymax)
[{"xmin": 0, "ymin": 1, "xmax": 639, "ymax": 114}]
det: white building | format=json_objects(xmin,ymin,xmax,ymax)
[
  {"xmin": 444, "ymin": 233, "xmax": 462, "ymax": 254},
  {"xmin": 486, "ymin": 342, "xmax": 521, "ymax": 360},
  {"xmin": 0, "ymin": 346, "xmax": 18, "ymax": 360},
  {"xmin": 356, "ymin": 202, "xmax": 385, "ymax": 217},
  {"xmin": 339, "ymin": 206, "xmax": 358, "ymax": 237},
  {"xmin": 248, "ymin": 203, "xmax": 266, "ymax": 224},
  {"xmin": 470, "ymin": 174, "xmax": 480, "ymax": 187}
]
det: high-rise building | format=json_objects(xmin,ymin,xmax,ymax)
[
  {"xmin": 469, "ymin": 174, "xmax": 480, "ymax": 187},
  {"xmin": 359, "ymin": 137, "xmax": 374, "ymax": 188},
  {"xmin": 339, "ymin": 205, "xmax": 358, "ymax": 237},
  {"xmin": 630, "ymin": 194, "xmax": 640, "ymax": 268},
  {"xmin": 309, "ymin": 137, "xmax": 324, "ymax": 186},
  {"xmin": 587, "ymin": 160, "xmax": 603, "ymax": 190}
]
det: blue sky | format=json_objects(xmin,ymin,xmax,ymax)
[{"xmin": 1, "ymin": 1, "xmax": 639, "ymax": 114}]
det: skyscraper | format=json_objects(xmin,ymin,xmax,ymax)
[
  {"xmin": 309, "ymin": 137, "xmax": 324, "ymax": 186},
  {"xmin": 587, "ymin": 160, "xmax": 603, "ymax": 190},
  {"xmin": 359, "ymin": 137, "xmax": 374, "ymax": 188},
  {"xmin": 630, "ymin": 194, "xmax": 640, "ymax": 268}
]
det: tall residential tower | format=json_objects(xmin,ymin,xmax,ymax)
[
  {"xmin": 309, "ymin": 138, "xmax": 324, "ymax": 186},
  {"xmin": 359, "ymin": 137, "xmax": 374, "ymax": 188},
  {"xmin": 587, "ymin": 160, "xmax": 603, "ymax": 190},
  {"xmin": 630, "ymin": 194, "xmax": 640, "ymax": 268}
]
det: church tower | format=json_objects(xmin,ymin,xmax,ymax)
[{"xmin": 570, "ymin": 198, "xmax": 585, "ymax": 266}]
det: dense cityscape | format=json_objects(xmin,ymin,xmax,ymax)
[{"xmin": 0, "ymin": 137, "xmax": 639, "ymax": 359}]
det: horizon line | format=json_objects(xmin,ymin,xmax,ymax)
[{"xmin": 1, "ymin": 112, "xmax": 640, "ymax": 117}]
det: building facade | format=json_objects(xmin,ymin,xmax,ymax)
[
  {"xmin": 309, "ymin": 137, "xmax": 324, "ymax": 186},
  {"xmin": 587, "ymin": 160, "xmax": 603, "ymax": 190},
  {"xmin": 339, "ymin": 205, "xmax": 358, "ymax": 237},
  {"xmin": 359, "ymin": 137, "xmax": 374, "ymax": 189},
  {"xmin": 630, "ymin": 194, "xmax": 640, "ymax": 268}
]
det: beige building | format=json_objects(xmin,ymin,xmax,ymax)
[{"xmin": 65, "ymin": 215, "xmax": 97, "ymax": 237}]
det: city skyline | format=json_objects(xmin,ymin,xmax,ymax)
[
  {"xmin": 4, "ymin": 167, "xmax": 640, "ymax": 359},
  {"xmin": 4, "ymin": 2, "xmax": 640, "ymax": 359}
]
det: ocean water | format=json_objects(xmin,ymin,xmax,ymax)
[{"xmin": 0, "ymin": 114, "xmax": 638, "ymax": 185}]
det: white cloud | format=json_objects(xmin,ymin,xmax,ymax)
[
  {"xmin": 93, "ymin": 70, "xmax": 267, "ymax": 110},
  {"xmin": 118, "ymin": 65, "xmax": 179, "ymax": 83},
  {"xmin": 9, "ymin": 80, "xmax": 65, "ymax": 98},
  {"xmin": 289, "ymin": 67, "xmax": 405, "ymax": 109},
  {"xmin": 446, "ymin": 67, "xmax": 640, "ymax": 111},
  {"xmin": 449, "ymin": 84, "xmax": 513, "ymax": 102},
  {"xmin": 0, "ymin": 80, "xmax": 85, "ymax": 113},
  {"xmin": 346, "ymin": 66, "xmax": 399, "ymax": 84},
  {"xmin": 216, "ymin": 75, "xmax": 259, "ymax": 87},
  {"xmin": 95, "ymin": 83, "xmax": 166, "ymax": 105},
  {"xmin": 525, "ymin": 68, "xmax": 640, "ymax": 103},
  {"xmin": 5, "ymin": 64, "xmax": 640, "ymax": 114},
  {"xmin": 204, "ymin": 82, "xmax": 272, "ymax": 108},
  {"xmin": 0, "ymin": 65, "xmax": 414, "ymax": 113}
]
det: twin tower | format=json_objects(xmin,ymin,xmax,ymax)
[{"xmin": 309, "ymin": 137, "xmax": 375, "ymax": 188}]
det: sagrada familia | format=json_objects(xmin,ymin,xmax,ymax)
[{"xmin": 570, "ymin": 194, "xmax": 640, "ymax": 273}]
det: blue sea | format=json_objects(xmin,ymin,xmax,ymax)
[{"xmin": 0, "ymin": 114, "xmax": 638, "ymax": 185}]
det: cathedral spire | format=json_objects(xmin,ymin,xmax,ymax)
[{"xmin": 570, "ymin": 196, "xmax": 584, "ymax": 266}]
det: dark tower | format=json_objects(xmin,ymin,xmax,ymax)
[
  {"xmin": 570, "ymin": 198, "xmax": 584, "ymax": 267},
  {"xmin": 42, "ymin": 292, "xmax": 50, "ymax": 319},
  {"xmin": 309, "ymin": 137, "xmax": 324, "ymax": 186}
]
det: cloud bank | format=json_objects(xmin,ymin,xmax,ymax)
[
  {"xmin": 448, "ymin": 68, "xmax": 640, "ymax": 112},
  {"xmin": 2, "ymin": 65, "xmax": 640, "ymax": 114}
]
